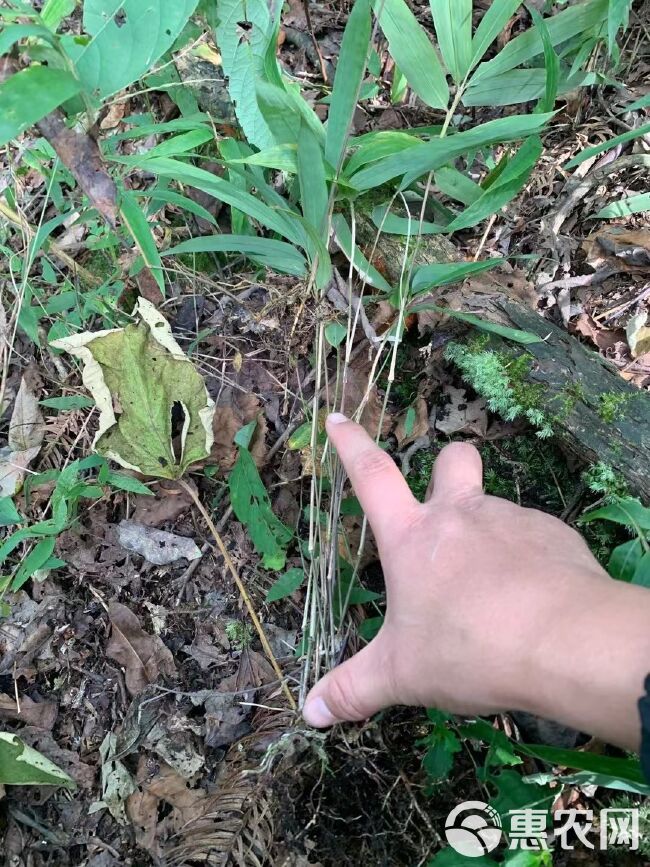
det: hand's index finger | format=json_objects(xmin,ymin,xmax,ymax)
[{"xmin": 326, "ymin": 414, "xmax": 419, "ymax": 542}]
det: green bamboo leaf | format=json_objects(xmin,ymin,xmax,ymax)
[
  {"xmin": 12, "ymin": 536, "xmax": 56, "ymax": 590},
  {"xmin": 0, "ymin": 733, "xmax": 75, "ymax": 787},
  {"xmin": 231, "ymin": 143, "xmax": 299, "ymax": 174},
  {"xmin": 137, "ymin": 129, "xmax": 214, "ymax": 159},
  {"xmin": 411, "ymin": 259, "xmax": 504, "ymax": 294},
  {"xmin": 371, "ymin": 205, "xmax": 445, "ymax": 236},
  {"xmin": 430, "ymin": 0, "xmax": 473, "ymax": 85},
  {"xmin": 608, "ymin": 0, "xmax": 632, "ymax": 53},
  {"xmin": 119, "ymin": 190, "xmax": 164, "ymax": 296},
  {"xmin": 470, "ymin": 0, "xmax": 523, "ymax": 68},
  {"xmin": 464, "ymin": 69, "xmax": 596, "ymax": 107},
  {"xmin": 469, "ymin": 0, "xmax": 608, "ymax": 84},
  {"xmin": 443, "ymin": 136, "xmax": 542, "ymax": 231},
  {"xmin": 411, "ymin": 303, "xmax": 542, "ymax": 345},
  {"xmin": 350, "ymin": 113, "xmax": 553, "ymax": 190},
  {"xmin": 530, "ymin": 9, "xmax": 560, "ymax": 113},
  {"xmin": 40, "ymin": 0, "xmax": 76, "ymax": 30},
  {"xmin": 0, "ymin": 22, "xmax": 56, "ymax": 54},
  {"xmin": 143, "ymin": 188, "xmax": 217, "ymax": 226},
  {"xmin": 298, "ymin": 123, "xmax": 328, "ymax": 238},
  {"xmin": 595, "ymin": 192, "xmax": 650, "ymax": 218},
  {"xmin": 325, "ymin": 0, "xmax": 371, "ymax": 169},
  {"xmin": 104, "ymin": 471, "xmax": 153, "ymax": 496},
  {"xmin": 435, "ymin": 166, "xmax": 481, "ymax": 205},
  {"xmin": 344, "ymin": 131, "xmax": 421, "ymax": 178},
  {"xmin": 71, "ymin": 0, "xmax": 199, "ymax": 99},
  {"xmin": 0, "ymin": 67, "xmax": 81, "ymax": 148},
  {"xmin": 165, "ymin": 236, "xmax": 308, "ymax": 278},
  {"xmin": 623, "ymin": 93, "xmax": 650, "ymax": 112},
  {"xmin": 373, "ymin": 0, "xmax": 449, "ymax": 110},
  {"xmin": 0, "ymin": 497, "xmax": 21, "ymax": 527},
  {"xmin": 331, "ymin": 213, "xmax": 392, "ymax": 291},
  {"xmin": 565, "ymin": 121, "xmax": 650, "ymax": 169}
]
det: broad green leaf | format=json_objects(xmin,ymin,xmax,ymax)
[
  {"xmin": 0, "ymin": 67, "xmax": 81, "ymax": 148},
  {"xmin": 443, "ymin": 136, "xmax": 542, "ymax": 232},
  {"xmin": 0, "ymin": 733, "xmax": 75, "ymax": 787},
  {"xmin": 0, "ymin": 23, "xmax": 56, "ymax": 54},
  {"xmin": 231, "ymin": 143, "xmax": 299, "ymax": 174},
  {"xmin": 371, "ymin": 203, "xmax": 445, "ymax": 236},
  {"xmin": 490, "ymin": 767, "xmax": 555, "ymax": 824},
  {"xmin": 521, "ymin": 742, "xmax": 647, "ymax": 787},
  {"xmin": 256, "ymin": 79, "xmax": 301, "ymax": 145},
  {"xmin": 411, "ymin": 258, "xmax": 505, "ymax": 294},
  {"xmin": 72, "ymin": 0, "xmax": 199, "ymax": 99},
  {"xmin": 350, "ymin": 113, "xmax": 554, "ymax": 190},
  {"xmin": 344, "ymin": 131, "xmax": 421, "ymax": 178},
  {"xmin": 229, "ymin": 448, "xmax": 292, "ymax": 570},
  {"xmin": 412, "ymin": 303, "xmax": 543, "ymax": 344},
  {"xmin": 564, "ymin": 123, "xmax": 650, "ymax": 169},
  {"xmin": 464, "ymin": 69, "xmax": 596, "ymax": 107},
  {"xmin": 435, "ymin": 166, "xmax": 481, "ymax": 205},
  {"xmin": 608, "ymin": 538, "xmax": 643, "ymax": 582},
  {"xmin": 166, "ymin": 235, "xmax": 308, "ymax": 278},
  {"xmin": 104, "ymin": 471, "xmax": 153, "ymax": 496},
  {"xmin": 40, "ymin": 0, "xmax": 75, "ymax": 30},
  {"xmin": 331, "ymin": 213, "xmax": 392, "ymax": 291},
  {"xmin": 0, "ymin": 497, "xmax": 21, "ymax": 527},
  {"xmin": 530, "ymin": 9, "xmax": 560, "ymax": 113},
  {"xmin": 325, "ymin": 322, "xmax": 347, "ymax": 347},
  {"xmin": 298, "ymin": 123, "xmax": 328, "ymax": 238},
  {"xmin": 119, "ymin": 190, "xmax": 164, "ymax": 296},
  {"xmin": 265, "ymin": 567, "xmax": 304, "ymax": 602},
  {"xmin": 581, "ymin": 497, "xmax": 650, "ymax": 531},
  {"xmin": 215, "ymin": 0, "xmax": 280, "ymax": 148},
  {"xmin": 373, "ymin": 0, "xmax": 449, "ymax": 110},
  {"xmin": 325, "ymin": 0, "xmax": 371, "ymax": 169},
  {"xmin": 358, "ymin": 615, "xmax": 383, "ymax": 640},
  {"xmin": 632, "ymin": 551, "xmax": 650, "ymax": 588},
  {"xmin": 422, "ymin": 725, "xmax": 461, "ymax": 781},
  {"xmin": 142, "ymin": 157, "xmax": 304, "ymax": 246},
  {"xmin": 470, "ymin": 0, "xmax": 608, "ymax": 84},
  {"xmin": 107, "ymin": 114, "xmax": 210, "ymax": 142},
  {"xmin": 39, "ymin": 395, "xmax": 95, "ymax": 411},
  {"xmin": 430, "ymin": 0, "xmax": 472, "ymax": 85},
  {"xmin": 595, "ymin": 192, "xmax": 650, "ymax": 218},
  {"xmin": 51, "ymin": 298, "xmax": 215, "ymax": 479},
  {"xmin": 470, "ymin": 0, "xmax": 523, "ymax": 69},
  {"xmin": 12, "ymin": 536, "xmax": 56, "ymax": 591}
]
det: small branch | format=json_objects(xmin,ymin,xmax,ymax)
[{"xmin": 179, "ymin": 479, "xmax": 297, "ymax": 712}]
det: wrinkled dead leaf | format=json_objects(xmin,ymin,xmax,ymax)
[
  {"xmin": 0, "ymin": 376, "xmax": 44, "ymax": 497},
  {"xmin": 211, "ymin": 392, "xmax": 267, "ymax": 471},
  {"xmin": 118, "ymin": 520, "xmax": 201, "ymax": 565},
  {"xmin": 342, "ymin": 354, "xmax": 393, "ymax": 438},
  {"xmin": 189, "ymin": 690, "xmax": 253, "ymax": 749},
  {"xmin": 106, "ymin": 602, "xmax": 177, "ymax": 696},
  {"xmin": 572, "ymin": 313, "xmax": 627, "ymax": 354},
  {"xmin": 435, "ymin": 385, "xmax": 488, "ymax": 436},
  {"xmin": 0, "ymin": 694, "xmax": 57, "ymax": 730},
  {"xmin": 133, "ymin": 480, "xmax": 193, "ymax": 526},
  {"xmin": 91, "ymin": 733, "xmax": 136, "ymax": 824},
  {"xmin": 51, "ymin": 298, "xmax": 215, "ymax": 479},
  {"xmin": 144, "ymin": 718, "xmax": 204, "ymax": 779},
  {"xmin": 626, "ymin": 311, "xmax": 650, "ymax": 357},
  {"xmin": 395, "ymin": 397, "xmax": 429, "ymax": 447},
  {"xmin": 583, "ymin": 227, "xmax": 650, "ymax": 272}
]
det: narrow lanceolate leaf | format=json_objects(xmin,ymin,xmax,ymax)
[
  {"xmin": 165, "ymin": 236, "xmax": 308, "ymax": 278},
  {"xmin": 565, "ymin": 122, "xmax": 650, "ymax": 168},
  {"xmin": 0, "ymin": 67, "xmax": 81, "ymax": 147},
  {"xmin": 374, "ymin": 0, "xmax": 449, "ymax": 110},
  {"xmin": 51, "ymin": 299, "xmax": 215, "ymax": 480},
  {"xmin": 429, "ymin": 0, "xmax": 473, "ymax": 85},
  {"xmin": 0, "ymin": 23, "xmax": 56, "ymax": 54},
  {"xmin": 71, "ymin": 0, "xmax": 199, "ymax": 99},
  {"xmin": 119, "ymin": 190, "xmax": 164, "ymax": 295},
  {"xmin": 350, "ymin": 113, "xmax": 553, "ymax": 190},
  {"xmin": 0, "ymin": 733, "xmax": 75, "ymax": 787},
  {"xmin": 530, "ymin": 9, "xmax": 560, "ymax": 113},
  {"xmin": 411, "ymin": 259, "xmax": 505, "ymax": 294},
  {"xmin": 298, "ymin": 123, "xmax": 329, "ymax": 239},
  {"xmin": 608, "ymin": 0, "xmax": 632, "ymax": 53},
  {"xmin": 325, "ymin": 0, "xmax": 371, "ymax": 169},
  {"xmin": 463, "ymin": 69, "xmax": 596, "ymax": 108},
  {"xmin": 40, "ymin": 0, "xmax": 75, "ymax": 30},
  {"xmin": 470, "ymin": 0, "xmax": 523, "ymax": 69},
  {"xmin": 581, "ymin": 498, "xmax": 650, "ymax": 531},
  {"xmin": 595, "ymin": 193, "xmax": 650, "ymax": 219},
  {"xmin": 470, "ymin": 0, "xmax": 608, "ymax": 84}
]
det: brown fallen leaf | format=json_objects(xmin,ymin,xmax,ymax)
[
  {"xmin": 341, "ymin": 353, "xmax": 393, "ymax": 438},
  {"xmin": 132, "ymin": 480, "xmax": 193, "ymax": 526},
  {"xmin": 211, "ymin": 392, "xmax": 267, "ymax": 470},
  {"xmin": 395, "ymin": 397, "xmax": 429, "ymax": 447},
  {"xmin": 106, "ymin": 602, "xmax": 177, "ymax": 696},
  {"xmin": 0, "ymin": 693, "xmax": 58, "ymax": 729},
  {"xmin": 572, "ymin": 313, "xmax": 627, "ymax": 354},
  {"xmin": 435, "ymin": 385, "xmax": 488, "ymax": 437},
  {"xmin": 0, "ymin": 375, "xmax": 45, "ymax": 497}
]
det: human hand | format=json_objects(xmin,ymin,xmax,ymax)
[{"xmin": 302, "ymin": 415, "xmax": 650, "ymax": 750}]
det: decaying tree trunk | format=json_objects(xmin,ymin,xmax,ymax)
[{"xmin": 357, "ymin": 217, "xmax": 650, "ymax": 499}]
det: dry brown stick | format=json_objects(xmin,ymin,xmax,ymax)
[{"xmin": 179, "ymin": 479, "xmax": 297, "ymax": 712}]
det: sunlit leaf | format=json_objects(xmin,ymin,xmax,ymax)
[{"xmin": 0, "ymin": 67, "xmax": 81, "ymax": 147}]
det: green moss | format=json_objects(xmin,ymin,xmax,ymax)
[
  {"xmin": 582, "ymin": 462, "xmax": 628, "ymax": 499},
  {"xmin": 225, "ymin": 620, "xmax": 254, "ymax": 650},
  {"xmin": 177, "ymin": 251, "xmax": 217, "ymax": 273},
  {"xmin": 598, "ymin": 391, "xmax": 631, "ymax": 423},
  {"xmin": 444, "ymin": 337, "xmax": 553, "ymax": 438}
]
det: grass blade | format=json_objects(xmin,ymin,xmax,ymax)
[
  {"xmin": 165, "ymin": 236, "xmax": 308, "ymax": 277},
  {"xmin": 595, "ymin": 193, "xmax": 650, "ymax": 218},
  {"xmin": 325, "ymin": 0, "xmax": 371, "ymax": 170},
  {"xmin": 374, "ymin": 0, "xmax": 450, "ymax": 110},
  {"xmin": 429, "ymin": 0, "xmax": 473, "ymax": 85},
  {"xmin": 119, "ymin": 190, "xmax": 164, "ymax": 295},
  {"xmin": 565, "ymin": 122, "xmax": 650, "ymax": 168},
  {"xmin": 471, "ymin": 0, "xmax": 523, "ymax": 68}
]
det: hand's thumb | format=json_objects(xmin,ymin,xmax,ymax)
[{"xmin": 302, "ymin": 640, "xmax": 394, "ymax": 727}]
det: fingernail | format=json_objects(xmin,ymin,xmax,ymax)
[
  {"xmin": 327, "ymin": 412, "xmax": 349, "ymax": 426},
  {"xmin": 303, "ymin": 696, "xmax": 339, "ymax": 728}
]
